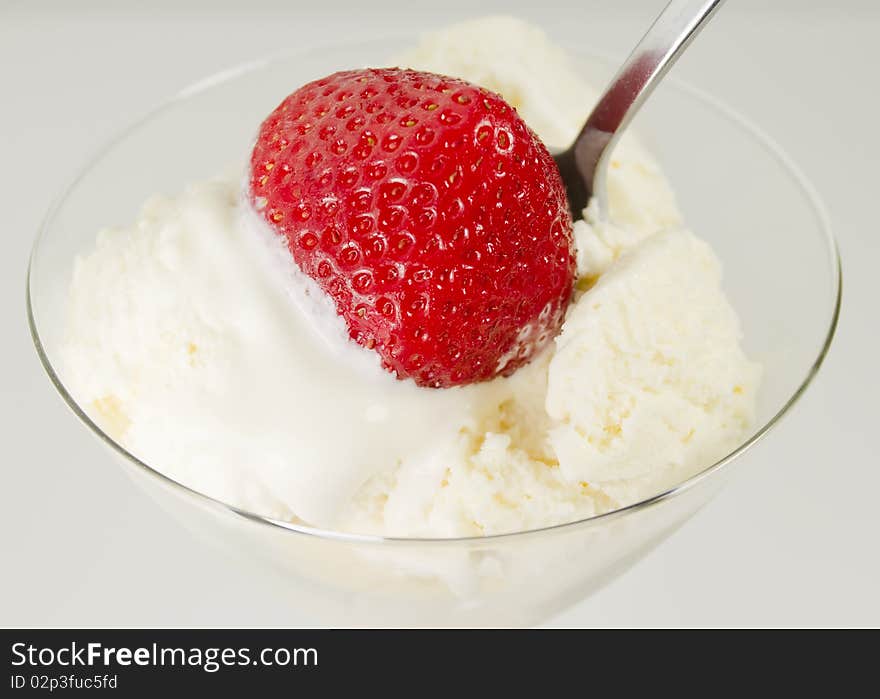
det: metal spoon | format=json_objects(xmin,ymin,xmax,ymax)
[{"xmin": 554, "ymin": 0, "xmax": 726, "ymax": 219}]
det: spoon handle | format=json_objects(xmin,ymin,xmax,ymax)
[{"xmin": 564, "ymin": 0, "xmax": 726, "ymax": 216}]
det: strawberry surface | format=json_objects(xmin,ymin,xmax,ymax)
[{"xmin": 250, "ymin": 68, "xmax": 575, "ymax": 388}]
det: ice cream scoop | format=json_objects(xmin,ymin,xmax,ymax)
[
  {"xmin": 54, "ymin": 17, "xmax": 763, "ymax": 538},
  {"xmin": 554, "ymin": 0, "xmax": 725, "ymax": 217}
]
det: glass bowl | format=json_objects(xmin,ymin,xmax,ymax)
[{"xmin": 27, "ymin": 39, "xmax": 840, "ymax": 626}]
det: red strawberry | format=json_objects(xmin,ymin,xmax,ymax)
[{"xmin": 250, "ymin": 68, "xmax": 574, "ymax": 388}]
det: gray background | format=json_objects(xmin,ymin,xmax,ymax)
[{"xmin": 2, "ymin": 0, "xmax": 877, "ymax": 626}]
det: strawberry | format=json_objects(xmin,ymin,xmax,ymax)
[{"xmin": 249, "ymin": 68, "xmax": 574, "ymax": 388}]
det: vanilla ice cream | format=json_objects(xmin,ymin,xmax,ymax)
[{"xmin": 60, "ymin": 17, "xmax": 760, "ymax": 538}]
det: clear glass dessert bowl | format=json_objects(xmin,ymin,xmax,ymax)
[{"xmin": 27, "ymin": 39, "xmax": 840, "ymax": 627}]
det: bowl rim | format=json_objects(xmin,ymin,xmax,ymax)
[{"xmin": 26, "ymin": 38, "xmax": 842, "ymax": 546}]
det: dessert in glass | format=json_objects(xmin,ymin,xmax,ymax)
[{"xmin": 28, "ymin": 18, "xmax": 840, "ymax": 625}]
